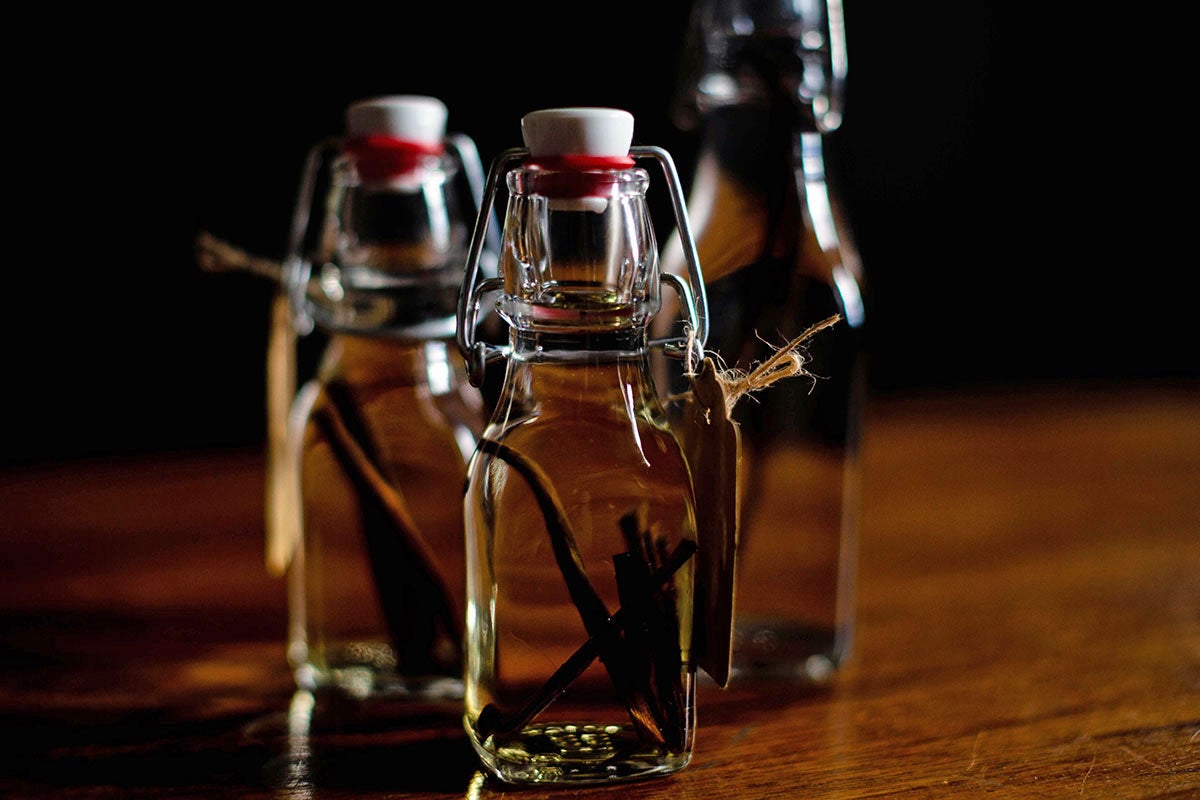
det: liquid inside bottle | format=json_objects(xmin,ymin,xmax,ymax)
[
  {"xmin": 464, "ymin": 335, "xmax": 696, "ymax": 782},
  {"xmin": 293, "ymin": 335, "xmax": 481, "ymax": 698},
  {"xmin": 460, "ymin": 108, "xmax": 699, "ymax": 784}
]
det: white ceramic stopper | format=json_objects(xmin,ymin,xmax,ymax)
[
  {"xmin": 521, "ymin": 108, "xmax": 635, "ymax": 158},
  {"xmin": 345, "ymin": 95, "xmax": 448, "ymax": 144}
]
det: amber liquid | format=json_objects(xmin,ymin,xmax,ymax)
[
  {"xmin": 463, "ymin": 339, "xmax": 697, "ymax": 783},
  {"xmin": 290, "ymin": 335, "xmax": 483, "ymax": 699}
]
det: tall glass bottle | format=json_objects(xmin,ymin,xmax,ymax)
[
  {"xmin": 457, "ymin": 108, "xmax": 709, "ymax": 784},
  {"xmin": 660, "ymin": 0, "xmax": 866, "ymax": 682},
  {"xmin": 278, "ymin": 95, "xmax": 489, "ymax": 701}
]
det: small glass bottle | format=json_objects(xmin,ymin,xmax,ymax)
[
  {"xmin": 457, "ymin": 108, "xmax": 708, "ymax": 784},
  {"xmin": 660, "ymin": 0, "xmax": 867, "ymax": 682},
  {"xmin": 278, "ymin": 95, "xmax": 489, "ymax": 701}
]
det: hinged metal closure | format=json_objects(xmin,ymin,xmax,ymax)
[
  {"xmin": 455, "ymin": 145, "xmax": 709, "ymax": 387},
  {"xmin": 284, "ymin": 134, "xmax": 496, "ymax": 338}
]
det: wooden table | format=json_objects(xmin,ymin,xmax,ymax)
[{"xmin": 2, "ymin": 382, "xmax": 1197, "ymax": 798}]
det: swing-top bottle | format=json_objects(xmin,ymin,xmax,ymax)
[
  {"xmin": 457, "ymin": 108, "xmax": 708, "ymax": 784},
  {"xmin": 660, "ymin": 0, "xmax": 866, "ymax": 683},
  {"xmin": 278, "ymin": 95, "xmax": 489, "ymax": 702}
]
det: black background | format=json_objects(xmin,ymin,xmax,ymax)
[{"xmin": 5, "ymin": 3, "xmax": 1190, "ymax": 468}]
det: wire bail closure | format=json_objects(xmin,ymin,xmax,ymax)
[
  {"xmin": 456, "ymin": 145, "xmax": 710, "ymax": 388},
  {"xmin": 284, "ymin": 133, "xmax": 495, "ymax": 338}
]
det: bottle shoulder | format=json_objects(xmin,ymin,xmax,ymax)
[
  {"xmin": 316, "ymin": 334, "xmax": 475, "ymax": 389},
  {"xmin": 474, "ymin": 377, "xmax": 692, "ymax": 486}
]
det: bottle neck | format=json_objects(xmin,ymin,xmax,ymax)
[
  {"xmin": 509, "ymin": 326, "xmax": 650, "ymax": 363},
  {"xmin": 496, "ymin": 165, "xmax": 661, "ymax": 335},
  {"xmin": 697, "ymin": 106, "xmax": 843, "ymax": 251},
  {"xmin": 699, "ymin": 104, "xmax": 796, "ymax": 195}
]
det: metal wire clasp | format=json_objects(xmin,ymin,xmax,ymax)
[
  {"xmin": 283, "ymin": 133, "xmax": 496, "ymax": 338},
  {"xmin": 455, "ymin": 145, "xmax": 709, "ymax": 388}
]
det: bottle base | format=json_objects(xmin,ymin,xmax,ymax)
[
  {"xmin": 726, "ymin": 618, "xmax": 847, "ymax": 683},
  {"xmin": 469, "ymin": 721, "xmax": 692, "ymax": 786}
]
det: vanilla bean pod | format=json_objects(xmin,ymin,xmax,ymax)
[
  {"xmin": 474, "ymin": 538, "xmax": 697, "ymax": 741},
  {"xmin": 616, "ymin": 510, "xmax": 689, "ymax": 752},
  {"xmin": 473, "ymin": 439, "xmax": 670, "ymax": 742},
  {"xmin": 313, "ymin": 383, "xmax": 462, "ymax": 673}
]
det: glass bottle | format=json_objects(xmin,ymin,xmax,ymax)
[
  {"xmin": 277, "ymin": 95, "xmax": 490, "ymax": 701},
  {"xmin": 659, "ymin": 0, "xmax": 867, "ymax": 682},
  {"xmin": 456, "ymin": 108, "xmax": 709, "ymax": 784}
]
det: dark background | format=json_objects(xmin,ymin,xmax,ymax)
[{"xmin": 5, "ymin": 4, "xmax": 1190, "ymax": 468}]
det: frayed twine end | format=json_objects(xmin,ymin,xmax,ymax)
[
  {"xmin": 195, "ymin": 231, "xmax": 282, "ymax": 281},
  {"xmin": 710, "ymin": 314, "xmax": 842, "ymax": 416}
]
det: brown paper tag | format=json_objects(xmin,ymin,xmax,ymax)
[{"xmin": 678, "ymin": 357, "xmax": 740, "ymax": 689}]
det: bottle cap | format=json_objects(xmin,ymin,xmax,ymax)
[
  {"xmin": 521, "ymin": 108, "xmax": 636, "ymax": 168},
  {"xmin": 343, "ymin": 95, "xmax": 447, "ymax": 181},
  {"xmin": 345, "ymin": 95, "xmax": 448, "ymax": 145}
]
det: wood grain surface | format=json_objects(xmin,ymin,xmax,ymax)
[{"xmin": 1, "ymin": 382, "xmax": 1197, "ymax": 798}]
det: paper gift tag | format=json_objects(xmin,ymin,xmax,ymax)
[{"xmin": 678, "ymin": 357, "xmax": 740, "ymax": 689}]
